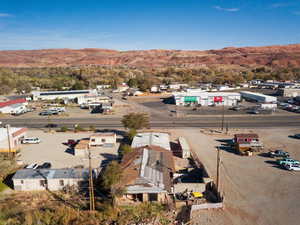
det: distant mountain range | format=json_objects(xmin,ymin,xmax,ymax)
[{"xmin": 0, "ymin": 44, "xmax": 300, "ymax": 68}]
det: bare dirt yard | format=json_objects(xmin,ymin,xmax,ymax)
[
  {"xmin": 19, "ymin": 130, "xmax": 120, "ymax": 169},
  {"xmin": 172, "ymin": 127, "xmax": 300, "ymax": 225}
]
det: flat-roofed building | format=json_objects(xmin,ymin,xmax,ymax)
[
  {"xmin": 32, "ymin": 89, "xmax": 97, "ymax": 101},
  {"xmin": 240, "ymin": 91, "xmax": 277, "ymax": 103},
  {"xmin": 173, "ymin": 90, "xmax": 241, "ymax": 106}
]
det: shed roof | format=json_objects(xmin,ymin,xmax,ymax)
[
  {"xmin": 13, "ymin": 168, "xmax": 89, "ymax": 180},
  {"xmin": 0, "ymin": 98, "xmax": 26, "ymax": 108}
]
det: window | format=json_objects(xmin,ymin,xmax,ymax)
[
  {"xmin": 20, "ymin": 180, "xmax": 24, "ymax": 184},
  {"xmin": 59, "ymin": 180, "xmax": 64, "ymax": 186},
  {"xmin": 40, "ymin": 180, "xmax": 47, "ymax": 186},
  {"xmin": 91, "ymin": 139, "xmax": 95, "ymax": 142},
  {"xmin": 101, "ymin": 138, "xmax": 106, "ymax": 143}
]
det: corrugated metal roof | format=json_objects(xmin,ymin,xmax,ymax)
[{"xmin": 13, "ymin": 168, "xmax": 89, "ymax": 180}]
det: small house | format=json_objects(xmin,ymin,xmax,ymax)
[
  {"xmin": 89, "ymin": 133, "xmax": 116, "ymax": 147},
  {"xmin": 13, "ymin": 168, "xmax": 89, "ymax": 191},
  {"xmin": 234, "ymin": 133, "xmax": 263, "ymax": 155}
]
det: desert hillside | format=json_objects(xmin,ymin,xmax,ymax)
[{"xmin": 0, "ymin": 44, "xmax": 300, "ymax": 68}]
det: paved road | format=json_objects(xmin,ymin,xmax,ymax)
[{"xmin": 1, "ymin": 115, "xmax": 300, "ymax": 128}]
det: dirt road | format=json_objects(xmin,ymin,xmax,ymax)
[{"xmin": 173, "ymin": 128, "xmax": 300, "ymax": 225}]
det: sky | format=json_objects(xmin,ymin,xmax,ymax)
[{"xmin": 0, "ymin": 0, "xmax": 299, "ymax": 50}]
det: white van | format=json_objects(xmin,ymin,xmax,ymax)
[{"xmin": 21, "ymin": 137, "xmax": 41, "ymax": 144}]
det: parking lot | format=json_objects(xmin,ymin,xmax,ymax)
[
  {"xmin": 172, "ymin": 128, "xmax": 300, "ymax": 225},
  {"xmin": 18, "ymin": 130, "xmax": 120, "ymax": 169},
  {"xmin": 129, "ymin": 95, "xmax": 295, "ymax": 117}
]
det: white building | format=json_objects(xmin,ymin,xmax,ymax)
[
  {"xmin": 12, "ymin": 168, "xmax": 89, "ymax": 191},
  {"xmin": 173, "ymin": 90, "xmax": 241, "ymax": 106},
  {"xmin": 0, "ymin": 126, "xmax": 27, "ymax": 153},
  {"xmin": 168, "ymin": 83, "xmax": 188, "ymax": 90},
  {"xmin": 240, "ymin": 91, "xmax": 277, "ymax": 103},
  {"xmin": 74, "ymin": 133, "xmax": 117, "ymax": 156},
  {"xmin": 0, "ymin": 99, "xmax": 28, "ymax": 114},
  {"xmin": 131, "ymin": 132, "xmax": 171, "ymax": 151},
  {"xmin": 76, "ymin": 94, "xmax": 111, "ymax": 105},
  {"xmin": 150, "ymin": 86, "xmax": 160, "ymax": 93},
  {"xmin": 96, "ymin": 84, "xmax": 111, "ymax": 90},
  {"xmin": 90, "ymin": 133, "xmax": 117, "ymax": 147},
  {"xmin": 32, "ymin": 89, "xmax": 97, "ymax": 101}
]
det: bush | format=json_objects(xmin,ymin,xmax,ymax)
[
  {"xmin": 59, "ymin": 126, "xmax": 68, "ymax": 132},
  {"xmin": 74, "ymin": 125, "xmax": 85, "ymax": 132},
  {"xmin": 89, "ymin": 126, "xmax": 96, "ymax": 132}
]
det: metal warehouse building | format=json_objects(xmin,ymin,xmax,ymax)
[
  {"xmin": 32, "ymin": 89, "xmax": 97, "ymax": 101},
  {"xmin": 172, "ymin": 90, "xmax": 241, "ymax": 106},
  {"xmin": 240, "ymin": 91, "xmax": 277, "ymax": 103}
]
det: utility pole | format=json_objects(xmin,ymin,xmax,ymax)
[
  {"xmin": 221, "ymin": 103, "xmax": 225, "ymax": 131},
  {"xmin": 216, "ymin": 147, "xmax": 221, "ymax": 194},
  {"xmin": 88, "ymin": 147, "xmax": 95, "ymax": 211},
  {"xmin": 6, "ymin": 124, "xmax": 12, "ymax": 159}
]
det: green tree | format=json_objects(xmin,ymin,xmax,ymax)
[
  {"xmin": 127, "ymin": 128, "xmax": 137, "ymax": 142},
  {"xmin": 121, "ymin": 113, "xmax": 150, "ymax": 130},
  {"xmin": 100, "ymin": 161, "xmax": 124, "ymax": 207},
  {"xmin": 118, "ymin": 144, "xmax": 133, "ymax": 158}
]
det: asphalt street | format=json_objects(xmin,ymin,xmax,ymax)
[{"xmin": 1, "ymin": 115, "xmax": 300, "ymax": 128}]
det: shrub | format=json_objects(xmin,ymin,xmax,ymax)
[{"xmin": 59, "ymin": 126, "xmax": 68, "ymax": 132}]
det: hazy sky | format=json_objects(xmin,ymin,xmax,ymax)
[{"xmin": 0, "ymin": 0, "xmax": 299, "ymax": 50}]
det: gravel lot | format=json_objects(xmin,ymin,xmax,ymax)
[
  {"xmin": 172, "ymin": 128, "xmax": 300, "ymax": 225},
  {"xmin": 19, "ymin": 130, "xmax": 120, "ymax": 169}
]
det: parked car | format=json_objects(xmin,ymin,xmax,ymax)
[
  {"xmin": 268, "ymin": 150, "xmax": 289, "ymax": 158},
  {"xmin": 38, "ymin": 162, "xmax": 52, "ymax": 169},
  {"xmin": 294, "ymin": 134, "xmax": 300, "ymax": 139},
  {"xmin": 229, "ymin": 106, "xmax": 241, "ymax": 111},
  {"xmin": 25, "ymin": 163, "xmax": 39, "ymax": 169},
  {"xmin": 277, "ymin": 158, "xmax": 300, "ymax": 166},
  {"xmin": 249, "ymin": 110, "xmax": 259, "ymax": 114},
  {"xmin": 67, "ymin": 139, "xmax": 77, "ymax": 147},
  {"xmin": 284, "ymin": 164, "xmax": 300, "ymax": 171},
  {"xmin": 21, "ymin": 137, "xmax": 40, "ymax": 144},
  {"xmin": 39, "ymin": 111, "xmax": 53, "ymax": 116},
  {"xmin": 45, "ymin": 123, "xmax": 58, "ymax": 128}
]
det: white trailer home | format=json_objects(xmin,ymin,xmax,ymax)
[{"xmin": 13, "ymin": 168, "xmax": 89, "ymax": 191}]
